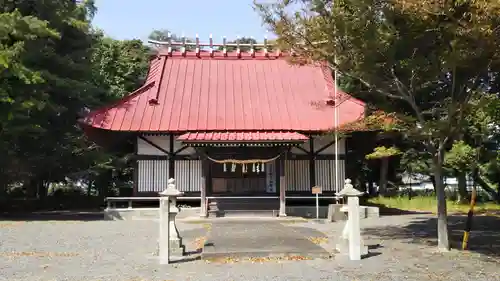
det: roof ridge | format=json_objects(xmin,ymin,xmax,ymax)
[
  {"xmin": 149, "ymin": 56, "xmax": 168, "ymax": 103},
  {"xmin": 157, "ymin": 50, "xmax": 290, "ymax": 60}
]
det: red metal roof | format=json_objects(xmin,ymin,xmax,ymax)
[
  {"xmin": 177, "ymin": 131, "xmax": 308, "ymax": 142},
  {"xmin": 83, "ymin": 51, "xmax": 365, "ymax": 132}
]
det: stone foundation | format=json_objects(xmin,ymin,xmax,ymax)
[
  {"xmin": 103, "ymin": 207, "xmax": 200, "ymax": 220},
  {"xmin": 103, "ymin": 205, "xmax": 379, "ymax": 221}
]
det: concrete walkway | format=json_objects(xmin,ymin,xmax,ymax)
[{"xmin": 202, "ymin": 220, "xmax": 331, "ymax": 259}]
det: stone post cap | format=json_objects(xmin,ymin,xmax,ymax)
[
  {"xmin": 159, "ymin": 178, "xmax": 184, "ymax": 197},
  {"xmin": 336, "ymin": 178, "xmax": 364, "ymax": 197}
]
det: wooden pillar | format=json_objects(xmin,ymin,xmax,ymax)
[
  {"xmin": 309, "ymin": 137, "xmax": 316, "ymax": 188},
  {"xmin": 133, "ymin": 137, "xmax": 139, "ymax": 196},
  {"xmin": 379, "ymin": 157, "xmax": 389, "ymax": 196},
  {"xmin": 200, "ymin": 154, "xmax": 209, "ymax": 217},
  {"xmin": 279, "ymin": 153, "xmax": 286, "ymax": 217},
  {"xmin": 168, "ymin": 134, "xmax": 175, "ymax": 179}
]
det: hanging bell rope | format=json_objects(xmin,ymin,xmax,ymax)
[{"xmin": 203, "ymin": 153, "xmax": 281, "ymax": 164}]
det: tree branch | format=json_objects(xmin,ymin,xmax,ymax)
[{"xmin": 325, "ymin": 64, "xmax": 404, "ymax": 101}]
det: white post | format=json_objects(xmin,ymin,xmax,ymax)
[
  {"xmin": 315, "ymin": 193, "xmax": 319, "ymax": 220},
  {"xmin": 158, "ymin": 196, "xmax": 170, "ymax": 264},
  {"xmin": 333, "ymin": 63, "xmax": 339, "ymax": 195}
]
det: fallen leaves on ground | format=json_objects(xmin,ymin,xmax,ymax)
[
  {"xmin": 308, "ymin": 236, "xmax": 328, "ymax": 244},
  {"xmin": 193, "ymin": 236, "xmax": 206, "ymax": 249},
  {"xmin": 0, "ymin": 222, "xmax": 22, "ymax": 228},
  {"xmin": 205, "ymin": 255, "xmax": 313, "ymax": 264},
  {"xmin": 426, "ymin": 271, "xmax": 451, "ymax": 281},
  {"xmin": 202, "ymin": 223, "xmax": 212, "ymax": 230},
  {"xmin": 0, "ymin": 251, "xmax": 79, "ymax": 258}
]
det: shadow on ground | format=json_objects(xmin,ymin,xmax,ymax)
[
  {"xmin": 0, "ymin": 210, "xmax": 105, "ymax": 221},
  {"xmin": 363, "ymin": 214, "xmax": 500, "ymax": 258},
  {"xmin": 366, "ymin": 202, "xmax": 433, "ymax": 216}
]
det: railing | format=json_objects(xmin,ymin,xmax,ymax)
[
  {"xmin": 206, "ymin": 196, "xmax": 279, "ymax": 199},
  {"xmin": 105, "ymin": 195, "xmax": 344, "ymax": 210},
  {"xmin": 105, "ymin": 196, "xmax": 202, "ymax": 209},
  {"xmin": 287, "ymin": 196, "xmax": 344, "ymax": 204}
]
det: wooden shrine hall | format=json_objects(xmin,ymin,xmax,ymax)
[{"xmin": 81, "ymin": 36, "xmax": 366, "ymax": 216}]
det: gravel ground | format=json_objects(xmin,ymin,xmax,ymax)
[{"xmin": 0, "ymin": 214, "xmax": 499, "ymax": 281}]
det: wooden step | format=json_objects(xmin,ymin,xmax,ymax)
[{"xmin": 209, "ymin": 209, "xmax": 279, "ymax": 218}]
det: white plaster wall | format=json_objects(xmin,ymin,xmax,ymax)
[
  {"xmin": 285, "ymin": 159, "xmax": 345, "ymax": 192},
  {"xmin": 289, "ymin": 136, "xmax": 345, "ymax": 155},
  {"xmin": 137, "ymin": 160, "xmax": 169, "ymax": 192},
  {"xmin": 137, "ymin": 135, "xmax": 196, "ymax": 155}
]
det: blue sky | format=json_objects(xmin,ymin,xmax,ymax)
[{"xmin": 92, "ymin": 0, "xmax": 271, "ymax": 43}]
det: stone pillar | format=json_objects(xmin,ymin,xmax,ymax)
[
  {"xmin": 158, "ymin": 178, "xmax": 185, "ymax": 264},
  {"xmin": 335, "ymin": 179, "xmax": 368, "ymax": 260},
  {"xmin": 158, "ymin": 195, "xmax": 170, "ymax": 264},
  {"xmin": 279, "ymin": 156, "xmax": 286, "ymax": 217}
]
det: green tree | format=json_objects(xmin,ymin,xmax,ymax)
[
  {"xmin": 84, "ymin": 33, "xmax": 151, "ymax": 197},
  {"xmin": 0, "ymin": 0, "xmax": 153, "ymax": 205},
  {"xmin": 256, "ymin": 0, "xmax": 500, "ymax": 251},
  {"xmin": 91, "ymin": 31, "xmax": 152, "ymax": 100},
  {"xmin": 0, "ymin": 0, "xmax": 98, "ymax": 196},
  {"xmin": 461, "ymin": 93, "xmax": 500, "ymax": 201}
]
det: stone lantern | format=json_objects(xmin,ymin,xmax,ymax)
[
  {"xmin": 335, "ymin": 178, "xmax": 368, "ymax": 260},
  {"xmin": 158, "ymin": 178, "xmax": 185, "ymax": 264}
]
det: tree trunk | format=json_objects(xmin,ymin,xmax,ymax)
[
  {"xmin": 37, "ymin": 180, "xmax": 47, "ymax": 199},
  {"xmin": 368, "ymin": 181, "xmax": 375, "ymax": 196},
  {"xmin": 0, "ymin": 178, "xmax": 6, "ymax": 199},
  {"xmin": 25, "ymin": 178, "xmax": 38, "ymax": 198},
  {"xmin": 429, "ymin": 174, "xmax": 437, "ymax": 193},
  {"xmin": 497, "ymin": 183, "xmax": 500, "ymax": 202},
  {"xmin": 432, "ymin": 150, "xmax": 450, "ymax": 251},
  {"xmin": 379, "ymin": 158, "xmax": 389, "ymax": 196},
  {"xmin": 473, "ymin": 171, "xmax": 500, "ymax": 202},
  {"xmin": 87, "ymin": 180, "xmax": 93, "ymax": 196},
  {"xmin": 456, "ymin": 171, "xmax": 468, "ymax": 203}
]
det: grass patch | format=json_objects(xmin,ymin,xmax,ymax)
[{"xmin": 368, "ymin": 196, "xmax": 500, "ymax": 215}]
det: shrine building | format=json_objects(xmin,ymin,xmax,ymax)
[{"xmin": 81, "ymin": 37, "xmax": 366, "ymax": 216}]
